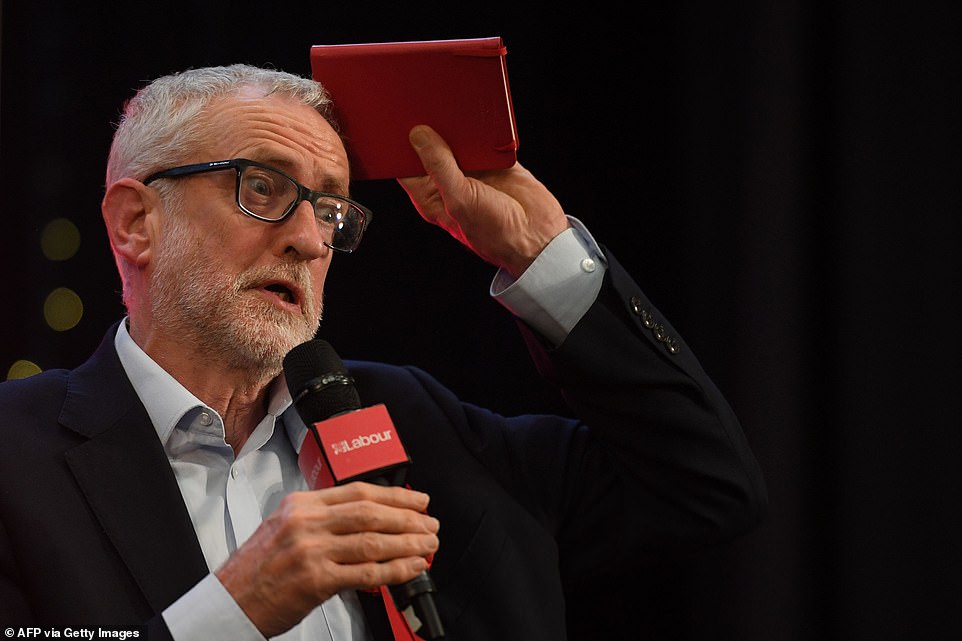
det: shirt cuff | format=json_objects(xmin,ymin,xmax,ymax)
[
  {"xmin": 491, "ymin": 217, "xmax": 607, "ymax": 346},
  {"xmin": 163, "ymin": 573, "xmax": 266, "ymax": 641}
]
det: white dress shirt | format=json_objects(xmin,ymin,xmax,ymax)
[{"xmin": 115, "ymin": 220, "xmax": 606, "ymax": 640}]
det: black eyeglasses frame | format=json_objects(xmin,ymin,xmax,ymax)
[{"xmin": 143, "ymin": 158, "xmax": 373, "ymax": 253}]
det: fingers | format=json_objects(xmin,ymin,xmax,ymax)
[
  {"xmin": 281, "ymin": 485, "xmax": 439, "ymax": 544},
  {"xmin": 269, "ymin": 484, "xmax": 440, "ymax": 560},
  {"xmin": 398, "ymin": 124, "xmax": 570, "ymax": 276},
  {"xmin": 408, "ymin": 125, "xmax": 459, "ymax": 185},
  {"xmin": 216, "ymin": 483, "xmax": 440, "ymax": 637},
  {"xmin": 325, "ymin": 529, "xmax": 438, "ymax": 565},
  {"xmin": 321, "ymin": 481, "xmax": 434, "ymax": 518},
  {"xmin": 398, "ymin": 125, "xmax": 462, "ymax": 229},
  {"xmin": 325, "ymin": 554, "xmax": 431, "ymax": 592}
]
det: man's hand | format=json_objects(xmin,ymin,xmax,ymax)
[
  {"xmin": 399, "ymin": 125, "xmax": 570, "ymax": 279},
  {"xmin": 215, "ymin": 482, "xmax": 440, "ymax": 638}
]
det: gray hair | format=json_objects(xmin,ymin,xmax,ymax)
[
  {"xmin": 105, "ymin": 64, "xmax": 335, "ymax": 187},
  {"xmin": 105, "ymin": 64, "xmax": 335, "ymax": 310}
]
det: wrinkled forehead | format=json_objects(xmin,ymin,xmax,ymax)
[{"xmin": 194, "ymin": 92, "xmax": 351, "ymax": 189}]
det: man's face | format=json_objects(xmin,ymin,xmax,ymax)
[{"xmin": 146, "ymin": 91, "xmax": 350, "ymax": 376}]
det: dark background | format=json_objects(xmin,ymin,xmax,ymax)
[{"xmin": 1, "ymin": 2, "xmax": 959, "ymax": 639}]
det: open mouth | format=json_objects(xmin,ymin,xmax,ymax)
[
  {"xmin": 264, "ymin": 283, "xmax": 295, "ymax": 304},
  {"xmin": 258, "ymin": 280, "xmax": 304, "ymax": 311}
]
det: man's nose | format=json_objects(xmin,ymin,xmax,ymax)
[{"xmin": 276, "ymin": 199, "xmax": 330, "ymax": 260}]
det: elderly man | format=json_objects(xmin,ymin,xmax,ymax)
[{"xmin": 0, "ymin": 64, "xmax": 766, "ymax": 640}]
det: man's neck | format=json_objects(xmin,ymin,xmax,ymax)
[{"xmin": 131, "ymin": 325, "xmax": 279, "ymax": 453}]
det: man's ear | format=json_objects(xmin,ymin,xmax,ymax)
[{"xmin": 102, "ymin": 178, "xmax": 161, "ymax": 267}]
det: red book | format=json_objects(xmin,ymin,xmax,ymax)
[{"xmin": 310, "ymin": 37, "xmax": 518, "ymax": 181}]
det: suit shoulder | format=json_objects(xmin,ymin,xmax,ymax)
[
  {"xmin": 0, "ymin": 369, "xmax": 70, "ymax": 411},
  {"xmin": 344, "ymin": 358, "xmax": 438, "ymax": 393}
]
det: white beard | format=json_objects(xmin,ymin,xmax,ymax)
[{"xmin": 148, "ymin": 213, "xmax": 322, "ymax": 380}]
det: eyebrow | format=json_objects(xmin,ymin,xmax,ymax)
[
  {"xmin": 317, "ymin": 174, "xmax": 350, "ymax": 196},
  {"xmin": 251, "ymin": 154, "xmax": 350, "ymax": 196}
]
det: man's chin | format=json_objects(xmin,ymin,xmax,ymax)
[
  {"xmin": 233, "ymin": 318, "xmax": 318, "ymax": 372},
  {"xmin": 151, "ymin": 294, "xmax": 320, "ymax": 378}
]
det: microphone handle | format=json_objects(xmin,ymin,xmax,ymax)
[
  {"xmin": 389, "ymin": 571, "xmax": 445, "ymax": 639},
  {"xmin": 367, "ymin": 478, "xmax": 445, "ymax": 639}
]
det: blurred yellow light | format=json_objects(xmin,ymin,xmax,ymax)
[
  {"xmin": 7, "ymin": 360, "xmax": 42, "ymax": 380},
  {"xmin": 41, "ymin": 218, "xmax": 82, "ymax": 261},
  {"xmin": 44, "ymin": 287, "xmax": 84, "ymax": 331}
]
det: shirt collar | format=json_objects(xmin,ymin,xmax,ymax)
[{"xmin": 113, "ymin": 319, "xmax": 301, "ymax": 449}]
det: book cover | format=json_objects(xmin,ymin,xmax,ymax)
[{"xmin": 310, "ymin": 37, "xmax": 518, "ymax": 181}]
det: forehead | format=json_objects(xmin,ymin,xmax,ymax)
[{"xmin": 198, "ymin": 91, "xmax": 350, "ymax": 190}]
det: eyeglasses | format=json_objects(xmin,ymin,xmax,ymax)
[{"xmin": 143, "ymin": 158, "xmax": 373, "ymax": 253}]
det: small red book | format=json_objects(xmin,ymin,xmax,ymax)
[{"xmin": 310, "ymin": 37, "xmax": 519, "ymax": 181}]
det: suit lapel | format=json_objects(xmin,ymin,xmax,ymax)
[{"xmin": 61, "ymin": 324, "xmax": 209, "ymax": 612}]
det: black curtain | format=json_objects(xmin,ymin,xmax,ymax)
[{"xmin": 1, "ymin": 2, "xmax": 958, "ymax": 639}]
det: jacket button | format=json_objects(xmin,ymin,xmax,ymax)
[
  {"xmin": 641, "ymin": 309, "xmax": 655, "ymax": 329},
  {"xmin": 653, "ymin": 324, "xmax": 668, "ymax": 342},
  {"xmin": 667, "ymin": 337, "xmax": 681, "ymax": 354},
  {"xmin": 629, "ymin": 296, "xmax": 644, "ymax": 315}
]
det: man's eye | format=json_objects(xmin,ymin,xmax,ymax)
[
  {"xmin": 246, "ymin": 174, "xmax": 275, "ymax": 196},
  {"xmin": 316, "ymin": 203, "xmax": 343, "ymax": 225}
]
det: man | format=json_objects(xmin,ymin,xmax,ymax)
[{"xmin": 0, "ymin": 64, "xmax": 766, "ymax": 639}]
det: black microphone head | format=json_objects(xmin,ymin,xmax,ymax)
[{"xmin": 283, "ymin": 339, "xmax": 361, "ymax": 423}]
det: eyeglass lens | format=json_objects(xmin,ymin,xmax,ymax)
[{"xmin": 238, "ymin": 165, "xmax": 363, "ymax": 251}]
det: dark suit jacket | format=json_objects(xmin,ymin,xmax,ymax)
[{"xmin": 0, "ymin": 253, "xmax": 766, "ymax": 640}]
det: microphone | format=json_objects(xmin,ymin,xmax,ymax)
[{"xmin": 283, "ymin": 339, "xmax": 446, "ymax": 640}]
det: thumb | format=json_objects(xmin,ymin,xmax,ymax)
[{"xmin": 408, "ymin": 125, "xmax": 465, "ymax": 196}]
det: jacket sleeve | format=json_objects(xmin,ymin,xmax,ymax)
[{"xmin": 512, "ymin": 248, "xmax": 767, "ymax": 580}]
